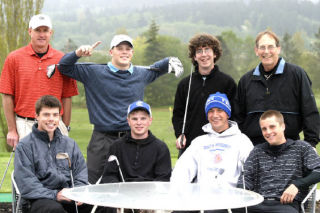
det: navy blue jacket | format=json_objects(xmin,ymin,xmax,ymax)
[
  {"xmin": 235, "ymin": 58, "xmax": 320, "ymax": 147},
  {"xmin": 14, "ymin": 124, "xmax": 88, "ymax": 200}
]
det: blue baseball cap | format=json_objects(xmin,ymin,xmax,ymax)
[
  {"xmin": 127, "ymin": 101, "xmax": 152, "ymax": 116},
  {"xmin": 205, "ymin": 92, "xmax": 231, "ymax": 118}
]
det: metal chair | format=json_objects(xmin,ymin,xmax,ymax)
[
  {"xmin": 301, "ymin": 184, "xmax": 317, "ymax": 213},
  {"xmin": 11, "ymin": 171, "xmax": 22, "ymax": 213}
]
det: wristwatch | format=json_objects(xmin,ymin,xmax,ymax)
[{"xmin": 66, "ymin": 126, "xmax": 71, "ymax": 132}]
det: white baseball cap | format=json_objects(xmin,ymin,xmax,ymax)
[
  {"xmin": 29, "ymin": 14, "xmax": 52, "ymax": 29},
  {"xmin": 110, "ymin": 34, "xmax": 133, "ymax": 50}
]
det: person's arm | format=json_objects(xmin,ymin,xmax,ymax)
[
  {"xmin": 14, "ymin": 144, "xmax": 58, "ymax": 200},
  {"xmin": 61, "ymin": 97, "xmax": 72, "ymax": 127},
  {"xmin": 170, "ymin": 145, "xmax": 198, "ymax": 183},
  {"xmin": 2, "ymin": 94, "xmax": 19, "ymax": 148},
  {"xmin": 154, "ymin": 144, "xmax": 172, "ymax": 181},
  {"xmin": 281, "ymin": 144, "xmax": 320, "ymax": 203},
  {"xmin": 233, "ymin": 77, "xmax": 247, "ymax": 131},
  {"xmin": 237, "ymin": 150, "xmax": 256, "ymax": 191},
  {"xmin": 299, "ymin": 70, "xmax": 320, "ymax": 147}
]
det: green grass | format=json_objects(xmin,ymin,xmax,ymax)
[{"xmin": 0, "ymin": 106, "xmax": 178, "ymax": 193}]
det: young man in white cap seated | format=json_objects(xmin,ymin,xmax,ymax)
[
  {"xmin": 171, "ymin": 92, "xmax": 253, "ymax": 213},
  {"xmin": 58, "ymin": 34, "xmax": 183, "ymax": 184}
]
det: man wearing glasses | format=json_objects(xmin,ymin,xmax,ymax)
[
  {"xmin": 0, "ymin": 14, "xmax": 78, "ymax": 149},
  {"xmin": 234, "ymin": 30, "xmax": 319, "ymax": 147},
  {"xmin": 172, "ymin": 33, "xmax": 237, "ymax": 156}
]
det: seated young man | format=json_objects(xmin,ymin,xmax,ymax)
[
  {"xmin": 171, "ymin": 92, "xmax": 253, "ymax": 187},
  {"xmin": 101, "ymin": 100, "xmax": 172, "ymax": 183},
  {"xmin": 14, "ymin": 95, "xmax": 92, "ymax": 213},
  {"xmin": 96, "ymin": 101, "xmax": 171, "ymax": 213},
  {"xmin": 237, "ymin": 110, "xmax": 320, "ymax": 213}
]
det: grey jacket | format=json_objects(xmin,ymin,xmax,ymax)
[
  {"xmin": 238, "ymin": 139, "xmax": 320, "ymax": 201},
  {"xmin": 14, "ymin": 124, "xmax": 88, "ymax": 201}
]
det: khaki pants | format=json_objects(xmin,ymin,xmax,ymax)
[{"xmin": 16, "ymin": 116, "xmax": 69, "ymax": 140}]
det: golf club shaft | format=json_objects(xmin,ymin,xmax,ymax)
[
  {"xmin": 70, "ymin": 169, "xmax": 79, "ymax": 213},
  {"xmin": 56, "ymin": 63, "xmax": 161, "ymax": 72},
  {"xmin": 114, "ymin": 158, "xmax": 134, "ymax": 213},
  {"xmin": 0, "ymin": 151, "xmax": 14, "ymax": 190},
  {"xmin": 180, "ymin": 65, "xmax": 194, "ymax": 147}
]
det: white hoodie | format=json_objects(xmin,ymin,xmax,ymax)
[{"xmin": 171, "ymin": 121, "xmax": 253, "ymax": 188}]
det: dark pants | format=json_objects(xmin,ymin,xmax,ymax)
[
  {"xmin": 87, "ymin": 130, "xmax": 123, "ymax": 184},
  {"xmin": 232, "ymin": 200, "xmax": 300, "ymax": 213},
  {"xmin": 24, "ymin": 199, "xmax": 92, "ymax": 213}
]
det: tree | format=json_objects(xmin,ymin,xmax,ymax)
[
  {"xmin": 143, "ymin": 19, "xmax": 165, "ymax": 64},
  {"xmin": 281, "ymin": 32, "xmax": 303, "ymax": 65},
  {"xmin": 140, "ymin": 20, "xmax": 189, "ymax": 106},
  {"xmin": 313, "ymin": 27, "xmax": 320, "ymax": 58},
  {"xmin": 0, "ymin": 0, "xmax": 44, "ymax": 151}
]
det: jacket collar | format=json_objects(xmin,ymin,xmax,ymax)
[
  {"xmin": 32, "ymin": 123, "xmax": 62, "ymax": 143},
  {"xmin": 261, "ymin": 138, "xmax": 295, "ymax": 154},
  {"xmin": 253, "ymin": 58, "xmax": 285, "ymax": 76},
  {"xmin": 126, "ymin": 130, "xmax": 155, "ymax": 145},
  {"xmin": 194, "ymin": 64, "xmax": 220, "ymax": 79}
]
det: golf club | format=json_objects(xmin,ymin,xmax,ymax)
[
  {"xmin": 179, "ymin": 65, "xmax": 194, "ymax": 148},
  {"xmin": 108, "ymin": 155, "xmax": 125, "ymax": 183},
  {"xmin": 0, "ymin": 149, "xmax": 14, "ymax": 190},
  {"xmin": 56, "ymin": 152, "xmax": 78, "ymax": 213},
  {"xmin": 47, "ymin": 64, "xmax": 161, "ymax": 79},
  {"xmin": 241, "ymin": 164, "xmax": 248, "ymax": 213},
  {"xmin": 108, "ymin": 155, "xmax": 134, "ymax": 213}
]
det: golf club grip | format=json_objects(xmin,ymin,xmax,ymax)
[{"xmin": 180, "ymin": 133, "xmax": 185, "ymax": 148}]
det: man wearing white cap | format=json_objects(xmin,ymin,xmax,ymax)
[
  {"xmin": 58, "ymin": 34, "xmax": 183, "ymax": 183},
  {"xmin": 171, "ymin": 92, "xmax": 253, "ymax": 190},
  {"xmin": 0, "ymin": 14, "xmax": 78, "ymax": 149}
]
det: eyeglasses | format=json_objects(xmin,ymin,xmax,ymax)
[
  {"xmin": 258, "ymin": 45, "xmax": 277, "ymax": 52},
  {"xmin": 196, "ymin": 47, "xmax": 212, "ymax": 55}
]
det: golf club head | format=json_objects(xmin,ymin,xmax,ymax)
[
  {"xmin": 56, "ymin": 152, "xmax": 69, "ymax": 159},
  {"xmin": 56, "ymin": 153, "xmax": 71, "ymax": 168},
  {"xmin": 46, "ymin": 64, "xmax": 56, "ymax": 79},
  {"xmin": 108, "ymin": 155, "xmax": 120, "ymax": 166}
]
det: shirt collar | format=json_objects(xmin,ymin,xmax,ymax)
[
  {"xmin": 107, "ymin": 62, "xmax": 133, "ymax": 74},
  {"xmin": 253, "ymin": 57, "xmax": 285, "ymax": 76},
  {"xmin": 26, "ymin": 43, "xmax": 54, "ymax": 59}
]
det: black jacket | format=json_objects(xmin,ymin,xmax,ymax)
[
  {"xmin": 101, "ymin": 131, "xmax": 172, "ymax": 183},
  {"xmin": 234, "ymin": 58, "xmax": 320, "ymax": 147},
  {"xmin": 172, "ymin": 65, "xmax": 237, "ymax": 153}
]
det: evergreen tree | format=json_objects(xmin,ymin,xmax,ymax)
[
  {"xmin": 143, "ymin": 20, "xmax": 165, "ymax": 64},
  {"xmin": 281, "ymin": 32, "xmax": 301, "ymax": 64},
  {"xmin": 313, "ymin": 27, "xmax": 320, "ymax": 58}
]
